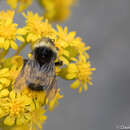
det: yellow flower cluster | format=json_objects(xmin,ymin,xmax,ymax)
[
  {"xmin": 23, "ymin": 12, "xmax": 55, "ymax": 43},
  {"xmin": 0, "ymin": 10, "xmax": 95, "ymax": 129},
  {"xmin": 6, "ymin": 0, "xmax": 32, "ymax": 12},
  {"xmin": 0, "ymin": 55, "xmax": 62, "ymax": 130},
  {"xmin": 40, "ymin": 0, "xmax": 75, "ymax": 22},
  {"xmin": 66, "ymin": 55, "xmax": 96, "ymax": 93},
  {"xmin": 5, "ymin": 0, "xmax": 75, "ymax": 22},
  {"xmin": 0, "ymin": 10, "xmax": 25, "ymax": 50}
]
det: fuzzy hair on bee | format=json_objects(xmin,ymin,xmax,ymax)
[{"xmin": 14, "ymin": 37, "xmax": 63, "ymax": 100}]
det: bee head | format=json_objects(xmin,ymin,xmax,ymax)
[{"xmin": 33, "ymin": 37, "xmax": 57, "ymax": 66}]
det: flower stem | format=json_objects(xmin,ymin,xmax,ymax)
[
  {"xmin": 0, "ymin": 49, "xmax": 9, "ymax": 59},
  {"xmin": 14, "ymin": 42, "xmax": 27, "ymax": 56}
]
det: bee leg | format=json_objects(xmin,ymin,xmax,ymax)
[
  {"xmin": 23, "ymin": 59, "xmax": 28, "ymax": 67},
  {"xmin": 55, "ymin": 61, "xmax": 63, "ymax": 66},
  {"xmin": 23, "ymin": 59, "xmax": 28, "ymax": 63}
]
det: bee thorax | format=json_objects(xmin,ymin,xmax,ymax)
[{"xmin": 34, "ymin": 46, "xmax": 57, "ymax": 66}]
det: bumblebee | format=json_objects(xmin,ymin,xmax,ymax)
[{"xmin": 14, "ymin": 37, "xmax": 62, "ymax": 99}]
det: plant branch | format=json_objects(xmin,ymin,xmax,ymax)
[{"xmin": 14, "ymin": 42, "xmax": 27, "ymax": 56}]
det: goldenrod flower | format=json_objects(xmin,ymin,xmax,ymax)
[
  {"xmin": 0, "ymin": 10, "xmax": 25, "ymax": 50},
  {"xmin": 2, "ymin": 91, "xmax": 35, "ymax": 126},
  {"xmin": 55, "ymin": 25, "xmax": 90, "ymax": 64},
  {"xmin": 67, "ymin": 55, "xmax": 96, "ymax": 93},
  {"xmin": 0, "ymin": 68, "xmax": 10, "ymax": 88},
  {"xmin": 40, "ymin": 0, "xmax": 75, "ymax": 22},
  {"xmin": 0, "ymin": 10, "xmax": 14, "ymax": 23},
  {"xmin": 2, "ymin": 124, "xmax": 29, "ymax": 130},
  {"xmin": 23, "ymin": 88, "xmax": 46, "ymax": 106},
  {"xmin": 9, "ymin": 56, "xmax": 23, "ymax": 81},
  {"xmin": 0, "ymin": 9, "xmax": 95, "ymax": 130},
  {"xmin": 46, "ymin": 89, "xmax": 63, "ymax": 111},
  {"xmin": 0, "ymin": 65, "xmax": 47, "ymax": 129},
  {"xmin": 6, "ymin": 0, "xmax": 75, "ymax": 22},
  {"xmin": 0, "ymin": 89, "xmax": 9, "ymax": 98},
  {"xmin": 56, "ymin": 25, "xmax": 89, "ymax": 52},
  {"xmin": 0, "ymin": 56, "xmax": 23, "ymax": 90},
  {"xmin": 30, "ymin": 108, "xmax": 47, "ymax": 130},
  {"xmin": 7, "ymin": 108, "xmax": 47, "ymax": 130},
  {"xmin": 6, "ymin": 0, "xmax": 32, "ymax": 12},
  {"xmin": 23, "ymin": 12, "xmax": 56, "ymax": 44}
]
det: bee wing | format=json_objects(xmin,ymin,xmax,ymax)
[
  {"xmin": 14, "ymin": 59, "xmax": 29, "ymax": 91},
  {"xmin": 45, "ymin": 75, "xmax": 57, "ymax": 101}
]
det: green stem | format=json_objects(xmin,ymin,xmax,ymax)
[
  {"xmin": 0, "ymin": 49, "xmax": 9, "ymax": 59},
  {"xmin": 14, "ymin": 42, "xmax": 27, "ymax": 56}
]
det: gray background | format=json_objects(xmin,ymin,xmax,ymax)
[{"xmin": 0, "ymin": 0, "xmax": 130, "ymax": 130}]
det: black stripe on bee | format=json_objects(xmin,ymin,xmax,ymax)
[
  {"xmin": 28, "ymin": 83, "xmax": 48, "ymax": 91},
  {"xmin": 55, "ymin": 61, "xmax": 63, "ymax": 66}
]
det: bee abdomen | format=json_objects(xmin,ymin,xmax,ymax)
[{"xmin": 28, "ymin": 83, "xmax": 48, "ymax": 91}]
